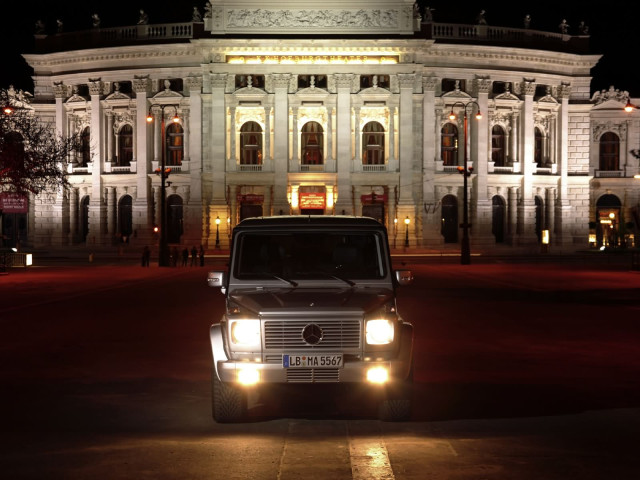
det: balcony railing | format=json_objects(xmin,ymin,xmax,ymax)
[
  {"xmin": 34, "ymin": 20, "xmax": 588, "ymax": 55},
  {"xmin": 594, "ymin": 170, "xmax": 624, "ymax": 178},
  {"xmin": 239, "ymin": 164, "xmax": 263, "ymax": 172},
  {"xmin": 362, "ymin": 164, "xmax": 387, "ymax": 172}
]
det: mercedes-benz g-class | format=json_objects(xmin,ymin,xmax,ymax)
[{"xmin": 207, "ymin": 216, "xmax": 414, "ymax": 421}]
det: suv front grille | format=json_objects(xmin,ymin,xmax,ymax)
[{"xmin": 264, "ymin": 318, "xmax": 361, "ymax": 350}]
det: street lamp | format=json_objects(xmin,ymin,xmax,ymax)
[
  {"xmin": 215, "ymin": 216, "xmax": 221, "ymax": 249},
  {"xmin": 448, "ymin": 101, "xmax": 482, "ymax": 265},
  {"xmin": 404, "ymin": 216, "xmax": 410, "ymax": 248},
  {"xmin": 146, "ymin": 103, "xmax": 180, "ymax": 267}
]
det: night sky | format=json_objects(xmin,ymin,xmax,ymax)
[{"xmin": 1, "ymin": 1, "xmax": 638, "ymax": 97}]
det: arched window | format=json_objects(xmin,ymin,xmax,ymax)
[
  {"xmin": 118, "ymin": 125, "xmax": 133, "ymax": 167},
  {"xmin": 240, "ymin": 121, "xmax": 263, "ymax": 165},
  {"xmin": 166, "ymin": 123, "xmax": 183, "ymax": 166},
  {"xmin": 599, "ymin": 132, "xmax": 620, "ymax": 171},
  {"xmin": 534, "ymin": 127, "xmax": 543, "ymax": 167},
  {"xmin": 80, "ymin": 126, "xmax": 91, "ymax": 167},
  {"xmin": 491, "ymin": 125, "xmax": 506, "ymax": 167},
  {"xmin": 441, "ymin": 123, "xmax": 458, "ymax": 166},
  {"xmin": 301, "ymin": 121, "xmax": 323, "ymax": 165},
  {"xmin": 362, "ymin": 121, "xmax": 385, "ymax": 165}
]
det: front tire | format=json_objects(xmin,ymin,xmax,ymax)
[
  {"xmin": 377, "ymin": 366, "xmax": 413, "ymax": 421},
  {"xmin": 212, "ymin": 370, "xmax": 247, "ymax": 423}
]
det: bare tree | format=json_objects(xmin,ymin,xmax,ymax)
[{"xmin": 1, "ymin": 86, "xmax": 79, "ymax": 195}]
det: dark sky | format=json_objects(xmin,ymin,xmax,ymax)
[{"xmin": 1, "ymin": 1, "xmax": 638, "ymax": 97}]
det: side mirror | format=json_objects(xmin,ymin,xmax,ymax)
[
  {"xmin": 395, "ymin": 270, "xmax": 413, "ymax": 286},
  {"xmin": 207, "ymin": 270, "xmax": 226, "ymax": 288}
]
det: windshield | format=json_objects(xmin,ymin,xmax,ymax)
[{"xmin": 234, "ymin": 231, "xmax": 386, "ymax": 280}]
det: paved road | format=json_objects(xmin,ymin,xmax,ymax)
[{"xmin": 0, "ymin": 259, "xmax": 639, "ymax": 479}]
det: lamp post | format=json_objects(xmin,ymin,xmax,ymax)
[
  {"xmin": 449, "ymin": 101, "xmax": 482, "ymax": 265},
  {"xmin": 393, "ymin": 217, "xmax": 398, "ymax": 249},
  {"xmin": 404, "ymin": 216, "xmax": 410, "ymax": 248},
  {"xmin": 146, "ymin": 104, "xmax": 180, "ymax": 267},
  {"xmin": 215, "ymin": 216, "xmax": 221, "ymax": 249}
]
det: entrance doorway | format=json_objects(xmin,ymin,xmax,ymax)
[{"xmin": 441, "ymin": 195, "xmax": 458, "ymax": 243}]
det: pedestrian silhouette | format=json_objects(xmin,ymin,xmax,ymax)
[
  {"xmin": 191, "ymin": 246, "xmax": 198, "ymax": 266},
  {"xmin": 141, "ymin": 246, "xmax": 150, "ymax": 267},
  {"xmin": 182, "ymin": 247, "xmax": 189, "ymax": 267},
  {"xmin": 199, "ymin": 245, "xmax": 205, "ymax": 266}
]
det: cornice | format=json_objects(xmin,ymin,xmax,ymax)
[
  {"xmin": 420, "ymin": 44, "xmax": 600, "ymax": 73},
  {"xmin": 23, "ymin": 44, "xmax": 201, "ymax": 70}
]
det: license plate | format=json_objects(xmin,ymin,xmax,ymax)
[{"xmin": 283, "ymin": 354, "xmax": 343, "ymax": 368}]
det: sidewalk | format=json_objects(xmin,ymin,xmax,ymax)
[{"xmin": 5, "ymin": 243, "xmax": 638, "ymax": 268}]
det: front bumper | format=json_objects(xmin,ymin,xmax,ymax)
[{"xmin": 210, "ymin": 323, "xmax": 413, "ymax": 385}]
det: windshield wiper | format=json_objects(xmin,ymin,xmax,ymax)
[{"xmin": 304, "ymin": 270, "xmax": 355, "ymax": 286}]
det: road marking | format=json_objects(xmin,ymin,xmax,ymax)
[{"xmin": 348, "ymin": 423, "xmax": 395, "ymax": 480}]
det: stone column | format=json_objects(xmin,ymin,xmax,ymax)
[
  {"xmin": 107, "ymin": 112, "xmax": 115, "ymax": 163},
  {"xmin": 508, "ymin": 186, "xmax": 518, "ymax": 240},
  {"xmin": 53, "ymin": 83, "xmax": 69, "ymax": 170},
  {"xmin": 354, "ymin": 106, "xmax": 362, "ymax": 165},
  {"xmin": 515, "ymin": 80, "xmax": 538, "ymax": 244},
  {"xmin": 69, "ymin": 187, "xmax": 78, "ymax": 244},
  {"xmin": 422, "ymin": 76, "xmax": 440, "ymax": 245},
  {"xmin": 133, "ymin": 75, "xmax": 152, "ymax": 241},
  {"xmin": 546, "ymin": 187, "xmax": 556, "ymax": 242},
  {"xmin": 292, "ymin": 106, "xmax": 299, "ymax": 170},
  {"xmin": 186, "ymin": 75, "xmax": 203, "ymax": 246},
  {"xmin": 556, "ymin": 84, "xmax": 573, "ymax": 246},
  {"xmin": 327, "ymin": 107, "xmax": 333, "ymax": 165},
  {"xmin": 510, "ymin": 112, "xmax": 520, "ymax": 170},
  {"xmin": 229, "ymin": 106, "xmax": 237, "ymax": 170},
  {"xmin": 335, "ymin": 74, "xmax": 353, "ymax": 214},
  {"xmin": 472, "ymin": 77, "xmax": 492, "ymax": 243},
  {"xmin": 264, "ymin": 105, "xmax": 271, "ymax": 168},
  {"xmin": 389, "ymin": 105, "xmax": 396, "ymax": 168},
  {"xmin": 88, "ymin": 79, "xmax": 106, "ymax": 244},
  {"xmin": 107, "ymin": 186, "xmax": 116, "ymax": 237},
  {"xmin": 272, "ymin": 74, "xmax": 291, "ymax": 214}
]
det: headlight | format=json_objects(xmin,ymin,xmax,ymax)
[
  {"xmin": 230, "ymin": 320, "xmax": 261, "ymax": 346},
  {"xmin": 366, "ymin": 319, "xmax": 394, "ymax": 345}
]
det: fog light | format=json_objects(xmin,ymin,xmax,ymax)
[
  {"xmin": 237, "ymin": 367, "xmax": 260, "ymax": 386},
  {"xmin": 366, "ymin": 366, "xmax": 389, "ymax": 384}
]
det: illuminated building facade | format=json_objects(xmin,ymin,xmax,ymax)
[{"xmin": 10, "ymin": 0, "xmax": 640, "ymax": 252}]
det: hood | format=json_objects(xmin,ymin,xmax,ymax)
[{"xmin": 229, "ymin": 287, "xmax": 394, "ymax": 315}]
